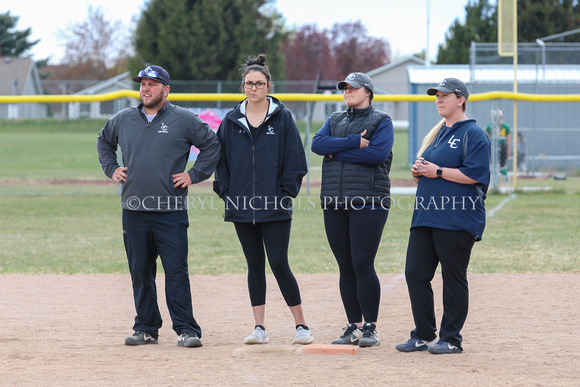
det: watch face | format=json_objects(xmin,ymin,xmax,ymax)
[{"xmin": 437, "ymin": 168, "xmax": 443, "ymax": 176}]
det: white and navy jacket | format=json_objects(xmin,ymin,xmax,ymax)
[{"xmin": 213, "ymin": 96, "xmax": 308, "ymax": 223}]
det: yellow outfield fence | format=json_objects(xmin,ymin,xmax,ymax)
[
  {"xmin": 1, "ymin": 91, "xmax": 579, "ymax": 190},
  {"xmin": 3, "ymin": 90, "xmax": 580, "ymax": 103}
]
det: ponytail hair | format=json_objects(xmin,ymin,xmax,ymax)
[
  {"xmin": 240, "ymin": 53, "xmax": 271, "ymax": 92},
  {"xmin": 417, "ymin": 119, "xmax": 445, "ymax": 158}
]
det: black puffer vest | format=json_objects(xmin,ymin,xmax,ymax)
[{"xmin": 320, "ymin": 105, "xmax": 392, "ymax": 209}]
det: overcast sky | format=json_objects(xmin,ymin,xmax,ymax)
[{"xmin": 1, "ymin": 0, "xmax": 470, "ymax": 64}]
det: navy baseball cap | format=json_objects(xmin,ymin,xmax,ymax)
[
  {"xmin": 337, "ymin": 72, "xmax": 374, "ymax": 93},
  {"xmin": 133, "ymin": 65, "xmax": 170, "ymax": 86},
  {"xmin": 427, "ymin": 78, "xmax": 469, "ymax": 100}
]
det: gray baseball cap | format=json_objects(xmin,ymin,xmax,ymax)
[
  {"xmin": 427, "ymin": 78, "xmax": 469, "ymax": 100},
  {"xmin": 337, "ymin": 72, "xmax": 374, "ymax": 93}
]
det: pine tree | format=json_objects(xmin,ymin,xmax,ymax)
[
  {"xmin": 131, "ymin": 0, "xmax": 287, "ymax": 83},
  {"xmin": 0, "ymin": 11, "xmax": 39, "ymax": 57}
]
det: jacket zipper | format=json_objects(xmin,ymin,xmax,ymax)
[
  {"xmin": 252, "ymin": 142, "xmax": 256, "ymax": 224},
  {"xmin": 433, "ymin": 126, "xmax": 447, "ymax": 149},
  {"xmin": 251, "ymin": 113, "xmax": 271, "ymax": 224}
]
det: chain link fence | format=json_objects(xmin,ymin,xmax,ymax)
[
  {"xmin": 469, "ymin": 42, "xmax": 580, "ymax": 181},
  {"xmin": 2, "ymin": 79, "xmax": 580, "ymax": 189}
]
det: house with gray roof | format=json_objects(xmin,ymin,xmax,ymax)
[
  {"xmin": 69, "ymin": 71, "xmax": 137, "ymax": 119},
  {"xmin": 367, "ymin": 55, "xmax": 425, "ymax": 125},
  {"xmin": 0, "ymin": 57, "xmax": 46, "ymax": 119}
]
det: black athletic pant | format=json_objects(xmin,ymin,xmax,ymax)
[
  {"xmin": 404, "ymin": 227, "xmax": 475, "ymax": 348},
  {"xmin": 122, "ymin": 210, "xmax": 201, "ymax": 338},
  {"xmin": 500, "ymin": 142, "xmax": 508, "ymax": 168},
  {"xmin": 234, "ymin": 220, "xmax": 302, "ymax": 307},
  {"xmin": 323, "ymin": 208, "xmax": 388, "ymax": 323}
]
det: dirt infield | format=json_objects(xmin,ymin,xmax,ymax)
[{"xmin": 1, "ymin": 273, "xmax": 578, "ymax": 386}]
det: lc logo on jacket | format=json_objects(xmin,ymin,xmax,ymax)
[{"xmin": 447, "ymin": 135, "xmax": 460, "ymax": 149}]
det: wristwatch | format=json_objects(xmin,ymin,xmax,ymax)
[{"xmin": 436, "ymin": 167, "xmax": 443, "ymax": 177}]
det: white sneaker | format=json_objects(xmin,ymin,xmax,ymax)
[
  {"xmin": 292, "ymin": 326, "xmax": 313, "ymax": 345},
  {"xmin": 244, "ymin": 326, "xmax": 269, "ymax": 344}
]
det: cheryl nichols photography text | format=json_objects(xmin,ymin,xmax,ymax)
[{"xmin": 124, "ymin": 195, "xmax": 484, "ymax": 212}]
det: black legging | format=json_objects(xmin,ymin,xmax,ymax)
[
  {"xmin": 323, "ymin": 208, "xmax": 388, "ymax": 323},
  {"xmin": 404, "ymin": 227, "xmax": 475, "ymax": 348},
  {"xmin": 234, "ymin": 220, "xmax": 302, "ymax": 307}
]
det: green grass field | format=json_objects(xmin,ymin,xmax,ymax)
[{"xmin": 0, "ymin": 119, "xmax": 578, "ymax": 274}]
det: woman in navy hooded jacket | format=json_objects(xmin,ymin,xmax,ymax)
[
  {"xmin": 213, "ymin": 54, "xmax": 312, "ymax": 346},
  {"xmin": 395, "ymin": 78, "xmax": 490, "ymax": 355}
]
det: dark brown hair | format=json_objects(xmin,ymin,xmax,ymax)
[{"xmin": 240, "ymin": 54, "xmax": 271, "ymax": 92}]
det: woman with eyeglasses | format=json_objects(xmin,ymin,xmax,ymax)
[
  {"xmin": 213, "ymin": 54, "xmax": 312, "ymax": 345},
  {"xmin": 311, "ymin": 72, "xmax": 394, "ymax": 347}
]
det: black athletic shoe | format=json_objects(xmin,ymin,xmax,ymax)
[
  {"xmin": 125, "ymin": 331, "xmax": 158, "ymax": 346},
  {"xmin": 177, "ymin": 332, "xmax": 203, "ymax": 348},
  {"xmin": 358, "ymin": 322, "xmax": 380, "ymax": 347},
  {"xmin": 331, "ymin": 323, "xmax": 362, "ymax": 345}
]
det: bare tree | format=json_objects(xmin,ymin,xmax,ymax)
[
  {"xmin": 330, "ymin": 21, "xmax": 391, "ymax": 78},
  {"xmin": 282, "ymin": 21, "xmax": 391, "ymax": 82},
  {"xmin": 57, "ymin": 6, "xmax": 131, "ymax": 80},
  {"xmin": 282, "ymin": 24, "xmax": 340, "ymax": 83}
]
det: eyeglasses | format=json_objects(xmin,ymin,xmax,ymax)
[
  {"xmin": 138, "ymin": 69, "xmax": 159, "ymax": 78},
  {"xmin": 244, "ymin": 81, "xmax": 267, "ymax": 89}
]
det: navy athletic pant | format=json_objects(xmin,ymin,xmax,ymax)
[
  {"xmin": 234, "ymin": 220, "xmax": 302, "ymax": 307},
  {"xmin": 404, "ymin": 227, "xmax": 475, "ymax": 348},
  {"xmin": 122, "ymin": 209, "xmax": 201, "ymax": 338},
  {"xmin": 323, "ymin": 208, "xmax": 388, "ymax": 323}
]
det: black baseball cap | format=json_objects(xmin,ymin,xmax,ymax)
[
  {"xmin": 427, "ymin": 78, "xmax": 469, "ymax": 100},
  {"xmin": 133, "ymin": 65, "xmax": 170, "ymax": 86},
  {"xmin": 337, "ymin": 72, "xmax": 374, "ymax": 93}
]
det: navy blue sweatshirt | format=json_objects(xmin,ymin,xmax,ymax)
[{"xmin": 412, "ymin": 118, "xmax": 490, "ymax": 240}]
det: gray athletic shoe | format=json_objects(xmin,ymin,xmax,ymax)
[
  {"xmin": 331, "ymin": 323, "xmax": 362, "ymax": 345},
  {"xmin": 125, "ymin": 331, "xmax": 158, "ymax": 346},
  {"xmin": 358, "ymin": 322, "xmax": 380, "ymax": 347},
  {"xmin": 177, "ymin": 332, "xmax": 203, "ymax": 348}
]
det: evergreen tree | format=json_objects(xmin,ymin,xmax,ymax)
[
  {"xmin": 436, "ymin": 0, "xmax": 497, "ymax": 64},
  {"xmin": 518, "ymin": 0, "xmax": 580, "ymax": 43},
  {"xmin": 0, "ymin": 11, "xmax": 39, "ymax": 57},
  {"xmin": 436, "ymin": 0, "xmax": 580, "ymax": 64},
  {"xmin": 131, "ymin": 0, "xmax": 288, "ymax": 84}
]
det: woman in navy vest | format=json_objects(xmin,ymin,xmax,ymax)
[
  {"xmin": 395, "ymin": 78, "xmax": 490, "ymax": 354},
  {"xmin": 312, "ymin": 72, "xmax": 394, "ymax": 347}
]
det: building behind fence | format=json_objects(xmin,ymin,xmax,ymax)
[{"xmin": 1, "ymin": 44, "xmax": 580, "ymax": 181}]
